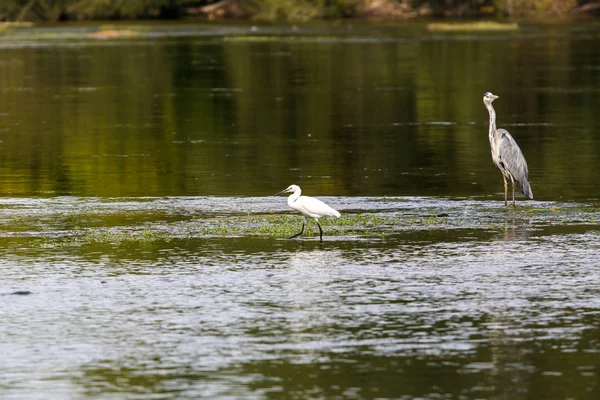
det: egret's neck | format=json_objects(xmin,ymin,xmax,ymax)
[
  {"xmin": 485, "ymin": 102, "xmax": 497, "ymax": 142},
  {"xmin": 287, "ymin": 188, "xmax": 301, "ymax": 206}
]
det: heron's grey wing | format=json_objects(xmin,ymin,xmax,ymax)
[{"xmin": 496, "ymin": 129, "xmax": 533, "ymax": 199}]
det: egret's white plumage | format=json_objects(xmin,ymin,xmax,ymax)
[{"xmin": 275, "ymin": 184, "xmax": 340, "ymax": 241}]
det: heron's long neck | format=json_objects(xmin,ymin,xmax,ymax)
[
  {"xmin": 287, "ymin": 189, "xmax": 301, "ymax": 206},
  {"xmin": 486, "ymin": 102, "xmax": 497, "ymax": 143}
]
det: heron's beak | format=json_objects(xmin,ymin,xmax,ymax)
[
  {"xmin": 274, "ymin": 189, "xmax": 287, "ymax": 196},
  {"xmin": 491, "ymin": 94, "xmax": 499, "ymax": 99}
]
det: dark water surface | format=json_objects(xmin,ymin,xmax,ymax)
[
  {"xmin": 1, "ymin": 21, "xmax": 599, "ymax": 200},
  {"xmin": 1, "ymin": 22, "xmax": 600, "ymax": 399}
]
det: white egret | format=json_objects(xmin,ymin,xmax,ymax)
[{"xmin": 275, "ymin": 184, "xmax": 340, "ymax": 241}]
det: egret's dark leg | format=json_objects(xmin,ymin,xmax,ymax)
[
  {"xmin": 316, "ymin": 219, "xmax": 323, "ymax": 242},
  {"xmin": 503, "ymin": 175, "xmax": 508, "ymax": 206},
  {"xmin": 289, "ymin": 221, "xmax": 305, "ymax": 239}
]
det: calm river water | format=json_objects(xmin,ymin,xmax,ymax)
[{"xmin": 1, "ymin": 21, "xmax": 599, "ymax": 399}]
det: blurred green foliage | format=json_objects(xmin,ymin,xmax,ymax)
[
  {"xmin": 0, "ymin": 0, "xmax": 197, "ymax": 21},
  {"xmin": 0, "ymin": 0, "xmax": 593, "ymax": 21}
]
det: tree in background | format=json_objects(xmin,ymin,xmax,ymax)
[
  {"xmin": 0, "ymin": 0, "xmax": 193, "ymax": 21},
  {"xmin": 0, "ymin": 0, "xmax": 598, "ymax": 21}
]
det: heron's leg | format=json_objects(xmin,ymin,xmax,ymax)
[
  {"xmin": 289, "ymin": 221, "xmax": 305, "ymax": 239},
  {"xmin": 316, "ymin": 219, "xmax": 323, "ymax": 242},
  {"xmin": 509, "ymin": 174, "xmax": 516, "ymax": 206},
  {"xmin": 503, "ymin": 175, "xmax": 508, "ymax": 206}
]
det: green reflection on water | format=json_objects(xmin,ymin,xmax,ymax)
[{"xmin": 0, "ymin": 22, "xmax": 599, "ymax": 200}]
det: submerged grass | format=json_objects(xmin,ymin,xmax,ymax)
[
  {"xmin": 192, "ymin": 213, "xmax": 453, "ymax": 238},
  {"xmin": 32, "ymin": 227, "xmax": 172, "ymax": 248},
  {"xmin": 75, "ymin": 228, "xmax": 170, "ymax": 243},
  {"xmin": 22, "ymin": 203, "xmax": 600, "ymax": 247}
]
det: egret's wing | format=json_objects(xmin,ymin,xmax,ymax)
[
  {"xmin": 298, "ymin": 196, "xmax": 340, "ymax": 218},
  {"xmin": 497, "ymin": 129, "xmax": 533, "ymax": 198}
]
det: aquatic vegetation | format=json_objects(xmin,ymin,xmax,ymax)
[
  {"xmin": 427, "ymin": 21, "xmax": 519, "ymax": 31},
  {"xmin": 187, "ymin": 212, "xmax": 455, "ymax": 238},
  {"xmin": 78, "ymin": 205, "xmax": 594, "ymax": 241},
  {"xmin": 33, "ymin": 227, "xmax": 173, "ymax": 247},
  {"xmin": 10, "ymin": 197, "xmax": 600, "ymax": 248},
  {"xmin": 75, "ymin": 227, "xmax": 171, "ymax": 243}
]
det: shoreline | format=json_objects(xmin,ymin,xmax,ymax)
[{"xmin": 1, "ymin": 0, "xmax": 599, "ymax": 24}]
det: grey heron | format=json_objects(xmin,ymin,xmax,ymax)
[
  {"xmin": 483, "ymin": 92, "xmax": 533, "ymax": 206},
  {"xmin": 275, "ymin": 184, "xmax": 340, "ymax": 241}
]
